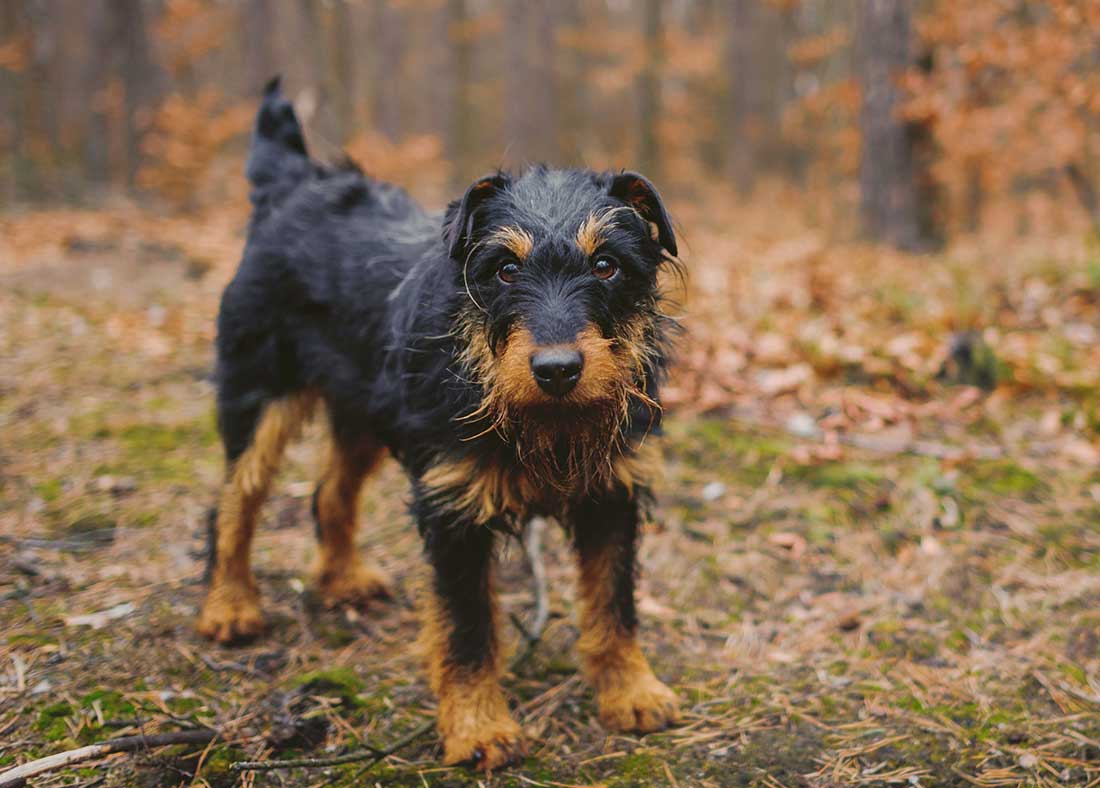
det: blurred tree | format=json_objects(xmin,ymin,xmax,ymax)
[
  {"xmin": 446, "ymin": 0, "xmax": 475, "ymax": 187},
  {"xmin": 857, "ymin": 0, "xmax": 929, "ymax": 250},
  {"xmin": 116, "ymin": 0, "xmax": 159, "ymax": 184},
  {"xmin": 725, "ymin": 0, "xmax": 758, "ymax": 193},
  {"xmin": 241, "ymin": 0, "xmax": 273, "ymax": 94},
  {"xmin": 637, "ymin": 0, "xmax": 663, "ymax": 180},
  {"xmin": 505, "ymin": 0, "xmax": 557, "ymax": 168},
  {"xmin": 372, "ymin": 0, "xmax": 405, "ymax": 142},
  {"xmin": 0, "ymin": 0, "xmax": 1091, "ymax": 241}
]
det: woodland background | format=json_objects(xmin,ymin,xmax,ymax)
[{"xmin": 3, "ymin": 1, "xmax": 1100, "ymax": 787}]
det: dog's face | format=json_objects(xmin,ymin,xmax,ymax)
[{"xmin": 445, "ymin": 167, "xmax": 678, "ymax": 478}]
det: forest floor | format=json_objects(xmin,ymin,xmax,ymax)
[{"xmin": 2, "ymin": 191, "xmax": 1100, "ymax": 787}]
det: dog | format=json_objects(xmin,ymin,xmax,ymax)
[{"xmin": 199, "ymin": 78, "xmax": 682, "ymax": 769}]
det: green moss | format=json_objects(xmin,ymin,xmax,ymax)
[
  {"xmin": 790, "ymin": 461, "xmax": 887, "ymax": 490},
  {"xmin": 117, "ymin": 422, "xmax": 216, "ymax": 452},
  {"xmin": 190, "ymin": 744, "xmax": 252, "ymax": 785},
  {"xmin": 34, "ymin": 477, "xmax": 64, "ymax": 502},
  {"xmin": 294, "ymin": 667, "xmax": 367, "ymax": 707},
  {"xmin": 317, "ymin": 625, "xmax": 358, "ymax": 648},
  {"xmin": 66, "ymin": 512, "xmax": 116, "ymax": 534},
  {"xmin": 35, "ymin": 701, "xmax": 74, "ymax": 742},
  {"xmin": 605, "ymin": 752, "xmax": 667, "ymax": 786},
  {"xmin": 671, "ymin": 420, "xmax": 789, "ymax": 488},
  {"xmin": 78, "ymin": 689, "xmax": 136, "ymax": 736},
  {"xmin": 962, "ymin": 459, "xmax": 1047, "ymax": 499},
  {"xmin": 7, "ymin": 631, "xmax": 59, "ymax": 647}
]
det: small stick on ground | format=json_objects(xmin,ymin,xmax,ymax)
[
  {"xmin": 522, "ymin": 515, "xmax": 550, "ymax": 637},
  {"xmin": 0, "ymin": 729, "xmax": 217, "ymax": 788}
]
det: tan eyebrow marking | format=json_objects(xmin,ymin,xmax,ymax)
[
  {"xmin": 576, "ymin": 207, "xmax": 633, "ymax": 257},
  {"xmin": 486, "ymin": 226, "xmax": 534, "ymax": 261}
]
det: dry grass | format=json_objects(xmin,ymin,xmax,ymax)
[{"xmin": 2, "ymin": 191, "xmax": 1099, "ymax": 786}]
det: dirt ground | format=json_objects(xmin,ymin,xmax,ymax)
[{"xmin": 2, "ymin": 198, "xmax": 1100, "ymax": 787}]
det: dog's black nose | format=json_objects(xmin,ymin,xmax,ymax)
[{"xmin": 530, "ymin": 348, "xmax": 583, "ymax": 397}]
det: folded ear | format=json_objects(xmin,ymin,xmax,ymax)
[
  {"xmin": 444, "ymin": 172, "xmax": 511, "ymax": 260},
  {"xmin": 609, "ymin": 171, "xmax": 677, "ymax": 257}
]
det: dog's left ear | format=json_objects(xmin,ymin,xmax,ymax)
[
  {"xmin": 445, "ymin": 172, "xmax": 511, "ymax": 260},
  {"xmin": 609, "ymin": 172, "xmax": 677, "ymax": 258}
]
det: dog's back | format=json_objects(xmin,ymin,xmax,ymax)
[{"xmin": 215, "ymin": 79, "xmax": 439, "ymax": 459}]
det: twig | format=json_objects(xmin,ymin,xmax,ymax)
[
  {"xmin": 230, "ymin": 720, "xmax": 433, "ymax": 773},
  {"xmin": 233, "ymin": 517, "xmax": 552, "ymax": 776},
  {"xmin": 0, "ymin": 729, "xmax": 217, "ymax": 788},
  {"xmin": 522, "ymin": 516, "xmax": 550, "ymax": 637}
]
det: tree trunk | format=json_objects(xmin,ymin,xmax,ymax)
[
  {"xmin": 242, "ymin": 0, "xmax": 274, "ymax": 94},
  {"xmin": 724, "ymin": 0, "xmax": 758, "ymax": 194},
  {"xmin": 637, "ymin": 0, "xmax": 662, "ymax": 180},
  {"xmin": 857, "ymin": 0, "xmax": 927, "ymax": 250},
  {"xmin": 447, "ymin": 0, "xmax": 475, "ymax": 187},
  {"xmin": 116, "ymin": 0, "xmax": 158, "ymax": 186},
  {"xmin": 372, "ymin": 0, "xmax": 404, "ymax": 141},
  {"xmin": 84, "ymin": 0, "xmax": 113, "ymax": 185},
  {"xmin": 505, "ymin": 0, "xmax": 558, "ymax": 169},
  {"xmin": 556, "ymin": 0, "xmax": 585, "ymax": 166}
]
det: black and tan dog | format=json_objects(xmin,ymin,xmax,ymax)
[{"xmin": 199, "ymin": 78, "xmax": 681, "ymax": 769}]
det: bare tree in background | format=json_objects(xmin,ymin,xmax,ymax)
[
  {"xmin": 241, "ymin": 0, "xmax": 273, "ymax": 94},
  {"xmin": 505, "ymin": 0, "xmax": 557, "ymax": 168},
  {"xmin": 858, "ymin": 0, "xmax": 928, "ymax": 250},
  {"xmin": 725, "ymin": 0, "xmax": 758, "ymax": 194},
  {"xmin": 446, "ymin": 0, "xmax": 475, "ymax": 187},
  {"xmin": 637, "ymin": 0, "xmax": 662, "ymax": 179},
  {"xmin": 115, "ymin": 0, "xmax": 159, "ymax": 184},
  {"xmin": 372, "ymin": 0, "xmax": 405, "ymax": 142}
]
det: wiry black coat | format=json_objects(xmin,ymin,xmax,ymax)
[
  {"xmin": 205, "ymin": 81, "xmax": 685, "ymax": 763},
  {"xmin": 217, "ymin": 80, "xmax": 676, "ymax": 495}
]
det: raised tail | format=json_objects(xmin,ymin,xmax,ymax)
[{"xmin": 246, "ymin": 76, "xmax": 313, "ymax": 214}]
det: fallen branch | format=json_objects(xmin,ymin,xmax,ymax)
[
  {"xmin": 230, "ymin": 718, "xmax": 434, "ymax": 773},
  {"xmin": 233, "ymin": 519, "xmax": 552, "ymax": 776},
  {"xmin": 0, "ymin": 729, "xmax": 217, "ymax": 788}
]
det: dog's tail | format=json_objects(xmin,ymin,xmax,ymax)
[{"xmin": 246, "ymin": 76, "xmax": 313, "ymax": 213}]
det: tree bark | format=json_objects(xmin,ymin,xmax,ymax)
[
  {"xmin": 637, "ymin": 0, "xmax": 662, "ymax": 180},
  {"xmin": 115, "ymin": 0, "xmax": 159, "ymax": 185},
  {"xmin": 447, "ymin": 0, "xmax": 475, "ymax": 187},
  {"xmin": 242, "ymin": 0, "xmax": 274, "ymax": 94},
  {"xmin": 724, "ymin": 0, "xmax": 758, "ymax": 194},
  {"xmin": 372, "ymin": 0, "xmax": 404, "ymax": 142},
  {"xmin": 505, "ymin": 0, "xmax": 558, "ymax": 169},
  {"xmin": 857, "ymin": 0, "xmax": 928, "ymax": 250}
]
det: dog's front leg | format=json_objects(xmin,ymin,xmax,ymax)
[
  {"xmin": 572, "ymin": 484, "xmax": 679, "ymax": 732},
  {"xmin": 419, "ymin": 510, "xmax": 525, "ymax": 770}
]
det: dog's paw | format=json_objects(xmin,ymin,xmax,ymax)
[
  {"xmin": 597, "ymin": 672, "xmax": 679, "ymax": 733},
  {"xmin": 441, "ymin": 716, "xmax": 527, "ymax": 771},
  {"xmin": 317, "ymin": 563, "xmax": 393, "ymax": 608},
  {"xmin": 197, "ymin": 584, "xmax": 264, "ymax": 644}
]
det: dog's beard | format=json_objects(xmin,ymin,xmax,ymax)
[
  {"xmin": 497, "ymin": 398, "xmax": 628, "ymax": 493},
  {"xmin": 455, "ymin": 311, "xmax": 658, "ymax": 493}
]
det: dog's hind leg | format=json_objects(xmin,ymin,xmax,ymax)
[
  {"xmin": 198, "ymin": 393, "xmax": 314, "ymax": 643},
  {"xmin": 311, "ymin": 433, "xmax": 392, "ymax": 607}
]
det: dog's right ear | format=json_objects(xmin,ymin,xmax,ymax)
[{"xmin": 444, "ymin": 172, "xmax": 510, "ymax": 260}]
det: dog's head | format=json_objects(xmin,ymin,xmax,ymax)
[{"xmin": 445, "ymin": 167, "xmax": 679, "ymax": 483}]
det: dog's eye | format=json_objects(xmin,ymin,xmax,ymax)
[
  {"xmin": 498, "ymin": 262, "xmax": 521, "ymax": 284},
  {"xmin": 592, "ymin": 256, "xmax": 620, "ymax": 281}
]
